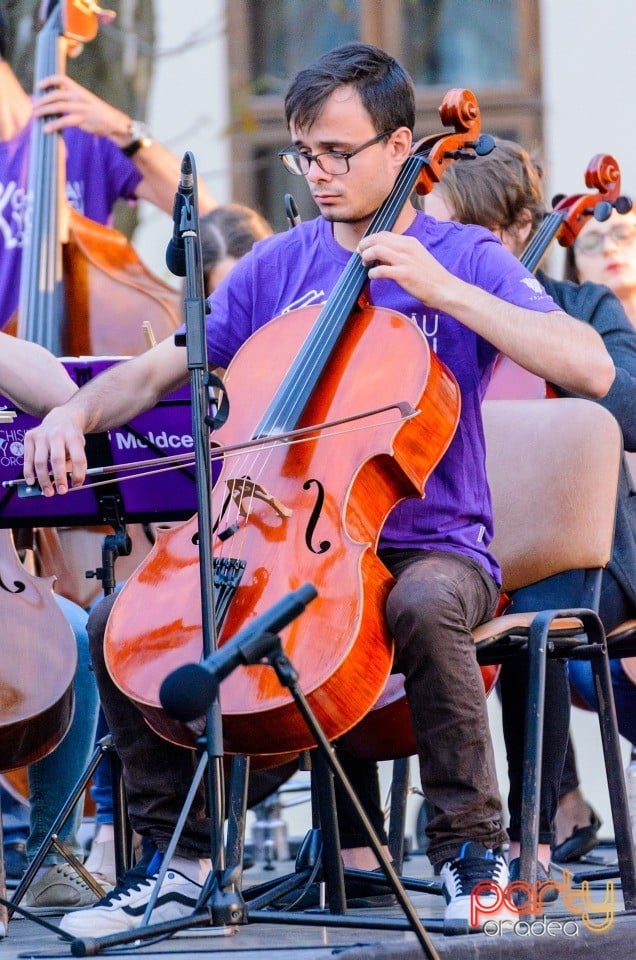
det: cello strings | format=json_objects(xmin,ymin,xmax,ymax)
[{"xmin": 259, "ymin": 156, "xmax": 425, "ymax": 439}]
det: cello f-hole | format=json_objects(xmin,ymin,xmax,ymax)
[{"xmin": 303, "ymin": 478, "xmax": 331, "ymax": 554}]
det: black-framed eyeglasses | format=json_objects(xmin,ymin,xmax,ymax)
[
  {"xmin": 576, "ymin": 222, "xmax": 636, "ymax": 255},
  {"xmin": 278, "ymin": 129, "xmax": 395, "ymax": 177}
]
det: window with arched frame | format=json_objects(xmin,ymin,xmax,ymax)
[{"xmin": 226, "ymin": 0, "xmax": 542, "ymax": 231}]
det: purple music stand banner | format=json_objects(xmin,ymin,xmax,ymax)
[{"xmin": 0, "ymin": 357, "xmax": 199, "ymax": 528}]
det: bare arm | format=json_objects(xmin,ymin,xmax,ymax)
[
  {"xmin": 357, "ymin": 231, "xmax": 615, "ymax": 399},
  {"xmin": 23, "ymin": 335, "xmax": 189, "ymax": 496},
  {"xmin": 0, "ymin": 334, "xmax": 77, "ymax": 416},
  {"xmin": 33, "ymin": 74, "xmax": 216, "ymax": 216}
]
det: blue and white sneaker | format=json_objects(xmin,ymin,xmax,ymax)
[
  {"xmin": 58, "ymin": 863, "xmax": 202, "ymax": 938},
  {"xmin": 440, "ymin": 841, "xmax": 515, "ymax": 929}
]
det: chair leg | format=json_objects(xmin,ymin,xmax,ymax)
[
  {"xmin": 388, "ymin": 758, "xmax": 409, "ymax": 873},
  {"xmin": 590, "ymin": 642, "xmax": 636, "ymax": 909},
  {"xmin": 519, "ymin": 611, "xmax": 551, "ymax": 908}
]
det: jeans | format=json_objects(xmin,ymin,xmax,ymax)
[
  {"xmin": 569, "ymin": 658, "xmax": 636, "ymax": 745},
  {"xmin": 0, "ymin": 595, "xmax": 99, "ymax": 862},
  {"xmin": 90, "ymin": 709, "xmax": 114, "ymax": 824},
  {"xmin": 28, "ymin": 594, "xmax": 99, "ymax": 861}
]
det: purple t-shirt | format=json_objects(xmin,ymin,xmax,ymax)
[
  {"xmin": 203, "ymin": 212, "xmax": 558, "ymax": 583},
  {"xmin": 0, "ymin": 119, "xmax": 142, "ymax": 327}
]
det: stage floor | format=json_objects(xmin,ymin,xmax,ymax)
[{"xmin": 3, "ymin": 845, "xmax": 635, "ymax": 960}]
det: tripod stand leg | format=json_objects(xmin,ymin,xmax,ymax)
[
  {"xmin": 140, "ymin": 751, "xmax": 208, "ymax": 927},
  {"xmin": 225, "ymin": 755, "xmax": 249, "ymax": 889},
  {"xmin": 8, "ymin": 740, "xmax": 110, "ymax": 916},
  {"xmin": 312, "ymin": 750, "xmax": 346, "ymax": 913},
  {"xmin": 0, "ymin": 796, "xmax": 7, "ymax": 937},
  {"xmin": 267, "ymin": 648, "xmax": 440, "ymax": 960}
]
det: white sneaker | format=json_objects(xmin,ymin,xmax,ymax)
[
  {"xmin": 440, "ymin": 841, "xmax": 516, "ymax": 930},
  {"xmin": 58, "ymin": 866, "xmax": 202, "ymax": 937}
]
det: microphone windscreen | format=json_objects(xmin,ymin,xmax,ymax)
[
  {"xmin": 165, "ymin": 241, "xmax": 187, "ymax": 277},
  {"xmin": 159, "ymin": 663, "xmax": 217, "ymax": 722}
]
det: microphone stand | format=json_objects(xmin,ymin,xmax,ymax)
[{"xmin": 148, "ymin": 151, "xmax": 244, "ymax": 929}]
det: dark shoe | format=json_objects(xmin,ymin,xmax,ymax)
[
  {"xmin": 508, "ymin": 857, "xmax": 559, "ymax": 905},
  {"xmin": 272, "ymin": 868, "xmax": 398, "ymax": 910},
  {"xmin": 4, "ymin": 841, "xmax": 27, "ymax": 888},
  {"xmin": 552, "ymin": 810, "xmax": 602, "ymax": 863}
]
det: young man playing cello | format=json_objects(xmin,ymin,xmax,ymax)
[{"xmin": 23, "ymin": 43, "xmax": 614, "ymax": 935}]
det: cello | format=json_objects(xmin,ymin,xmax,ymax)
[
  {"xmin": 341, "ymin": 151, "xmax": 632, "ymax": 761},
  {"xmin": 103, "ymin": 90, "xmax": 491, "ymax": 756}
]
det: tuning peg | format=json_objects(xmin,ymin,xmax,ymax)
[
  {"xmin": 593, "ymin": 200, "xmax": 613, "ymax": 222},
  {"xmin": 474, "ymin": 134, "xmax": 496, "ymax": 156},
  {"xmin": 551, "ymin": 193, "xmax": 566, "ymax": 209},
  {"xmin": 614, "ymin": 195, "xmax": 633, "ymax": 215}
]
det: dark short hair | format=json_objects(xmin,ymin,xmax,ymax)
[
  {"xmin": 199, "ymin": 204, "xmax": 272, "ymax": 295},
  {"xmin": 436, "ymin": 138, "xmax": 546, "ymax": 236},
  {"xmin": 0, "ymin": 9, "xmax": 7, "ymax": 60},
  {"xmin": 284, "ymin": 42, "xmax": 415, "ymax": 135}
]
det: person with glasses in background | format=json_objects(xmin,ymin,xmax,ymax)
[
  {"xmin": 20, "ymin": 44, "xmax": 615, "ymax": 937},
  {"xmin": 545, "ymin": 207, "xmax": 636, "ymax": 861},
  {"xmin": 425, "ymin": 138, "xmax": 636, "ymax": 875}
]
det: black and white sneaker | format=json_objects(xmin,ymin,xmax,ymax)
[
  {"xmin": 58, "ymin": 864, "xmax": 202, "ymax": 937},
  {"xmin": 440, "ymin": 841, "xmax": 515, "ymax": 928}
]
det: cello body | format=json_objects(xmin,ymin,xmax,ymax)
[
  {"xmin": 105, "ymin": 304, "xmax": 460, "ymax": 755},
  {"xmin": 0, "ymin": 528, "xmax": 76, "ymax": 771}
]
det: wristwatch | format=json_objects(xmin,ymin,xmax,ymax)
[{"xmin": 121, "ymin": 120, "xmax": 152, "ymax": 157}]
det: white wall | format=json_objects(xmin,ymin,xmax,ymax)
[
  {"xmin": 541, "ymin": 0, "xmax": 636, "ymax": 280},
  {"xmin": 541, "ymin": 0, "xmax": 634, "ymax": 827},
  {"xmin": 134, "ymin": 0, "xmax": 231, "ymax": 283}
]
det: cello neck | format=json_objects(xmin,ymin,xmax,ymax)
[
  {"xmin": 256, "ymin": 154, "xmax": 427, "ymax": 439},
  {"xmin": 16, "ymin": 5, "xmax": 66, "ymax": 352},
  {"xmin": 520, "ymin": 211, "xmax": 564, "ymax": 274}
]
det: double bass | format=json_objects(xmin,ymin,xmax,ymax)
[{"xmin": 103, "ymin": 90, "xmax": 491, "ymax": 756}]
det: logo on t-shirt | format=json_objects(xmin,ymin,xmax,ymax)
[
  {"xmin": 0, "ymin": 180, "xmax": 85, "ymax": 250},
  {"xmin": 281, "ymin": 290, "xmax": 326, "ymax": 314},
  {"xmin": 0, "ymin": 182, "xmax": 28, "ymax": 249},
  {"xmin": 520, "ymin": 276, "xmax": 545, "ymax": 295}
]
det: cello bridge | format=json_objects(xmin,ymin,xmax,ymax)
[{"xmin": 225, "ymin": 477, "xmax": 292, "ymax": 519}]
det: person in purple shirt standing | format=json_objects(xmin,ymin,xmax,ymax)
[
  {"xmin": 0, "ymin": 10, "xmax": 214, "ymax": 909},
  {"xmin": 0, "ymin": 11, "xmax": 215, "ymax": 328},
  {"xmin": 22, "ymin": 43, "xmax": 614, "ymax": 936}
]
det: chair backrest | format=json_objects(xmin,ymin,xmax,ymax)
[{"xmin": 484, "ymin": 398, "xmax": 622, "ymax": 593}]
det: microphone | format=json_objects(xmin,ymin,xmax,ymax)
[
  {"xmin": 159, "ymin": 583, "xmax": 318, "ymax": 722},
  {"xmin": 165, "ymin": 153, "xmax": 194, "ymax": 276}
]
